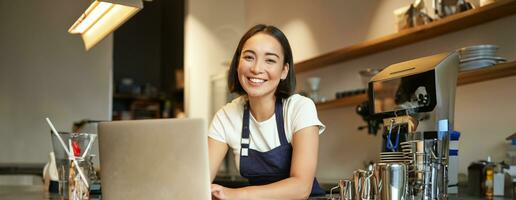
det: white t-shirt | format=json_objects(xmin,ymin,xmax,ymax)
[{"xmin": 208, "ymin": 94, "xmax": 326, "ymax": 170}]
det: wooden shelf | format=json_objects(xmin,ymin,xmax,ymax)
[
  {"xmin": 316, "ymin": 60, "xmax": 516, "ymax": 110},
  {"xmin": 316, "ymin": 93, "xmax": 367, "ymax": 110},
  {"xmin": 458, "ymin": 60, "xmax": 516, "ymax": 85},
  {"xmin": 296, "ymin": 0, "xmax": 516, "ymax": 73}
]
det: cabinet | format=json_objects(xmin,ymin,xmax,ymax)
[{"xmin": 296, "ymin": 0, "xmax": 516, "ymax": 110}]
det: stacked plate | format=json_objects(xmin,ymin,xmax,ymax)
[
  {"xmin": 400, "ymin": 141, "xmax": 419, "ymax": 153},
  {"xmin": 379, "ymin": 151, "xmax": 412, "ymax": 164},
  {"xmin": 459, "ymin": 44, "xmax": 506, "ymax": 71}
]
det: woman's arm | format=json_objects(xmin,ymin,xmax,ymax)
[
  {"xmin": 211, "ymin": 125, "xmax": 320, "ymax": 200},
  {"xmin": 208, "ymin": 138, "xmax": 229, "ymax": 182}
]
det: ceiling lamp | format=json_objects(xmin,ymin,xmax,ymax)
[{"xmin": 68, "ymin": 0, "xmax": 143, "ymax": 50}]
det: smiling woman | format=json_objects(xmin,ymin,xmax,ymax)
[
  {"xmin": 228, "ymin": 25, "xmax": 296, "ymax": 100},
  {"xmin": 208, "ymin": 24, "xmax": 326, "ymax": 200},
  {"xmin": 236, "ymin": 33, "xmax": 289, "ymax": 101}
]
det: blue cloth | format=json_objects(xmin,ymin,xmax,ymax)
[{"xmin": 239, "ymin": 97, "xmax": 325, "ymax": 197}]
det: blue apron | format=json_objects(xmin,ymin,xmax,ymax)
[{"xmin": 239, "ymin": 97, "xmax": 325, "ymax": 197}]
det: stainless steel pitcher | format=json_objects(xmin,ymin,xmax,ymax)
[
  {"xmin": 353, "ymin": 169, "xmax": 379, "ymax": 200},
  {"xmin": 375, "ymin": 162, "xmax": 408, "ymax": 200},
  {"xmin": 338, "ymin": 179, "xmax": 353, "ymax": 200}
]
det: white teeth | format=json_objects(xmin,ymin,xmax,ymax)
[{"xmin": 249, "ymin": 78, "xmax": 265, "ymax": 83}]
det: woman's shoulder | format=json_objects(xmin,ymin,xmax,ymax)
[
  {"xmin": 283, "ymin": 93, "xmax": 315, "ymax": 108},
  {"xmin": 216, "ymin": 95, "xmax": 246, "ymax": 115}
]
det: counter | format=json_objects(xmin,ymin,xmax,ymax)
[
  {"xmin": 0, "ymin": 185, "xmax": 100, "ymax": 200},
  {"xmin": 0, "ymin": 163, "xmax": 44, "ymax": 176},
  {"xmin": 0, "ymin": 184, "xmax": 511, "ymax": 200}
]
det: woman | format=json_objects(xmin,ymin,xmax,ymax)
[{"xmin": 209, "ymin": 24, "xmax": 326, "ymax": 200}]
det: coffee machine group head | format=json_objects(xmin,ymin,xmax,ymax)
[{"xmin": 368, "ymin": 52, "xmax": 460, "ymax": 199}]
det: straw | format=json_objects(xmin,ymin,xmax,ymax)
[
  {"xmin": 45, "ymin": 117, "xmax": 89, "ymax": 188},
  {"xmin": 68, "ymin": 139, "xmax": 73, "ymax": 159},
  {"xmin": 80, "ymin": 134, "xmax": 96, "ymax": 159}
]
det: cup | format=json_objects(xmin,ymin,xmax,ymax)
[
  {"xmin": 51, "ymin": 132, "xmax": 97, "ymax": 200},
  {"xmin": 359, "ymin": 68, "xmax": 380, "ymax": 89},
  {"xmin": 306, "ymin": 77, "xmax": 321, "ymax": 102},
  {"xmin": 51, "ymin": 132, "xmax": 72, "ymax": 197}
]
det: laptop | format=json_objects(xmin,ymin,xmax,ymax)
[{"xmin": 98, "ymin": 118, "xmax": 211, "ymax": 200}]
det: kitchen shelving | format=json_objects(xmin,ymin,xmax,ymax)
[
  {"xmin": 296, "ymin": 0, "xmax": 516, "ymax": 73},
  {"xmin": 457, "ymin": 60, "xmax": 516, "ymax": 85},
  {"xmin": 316, "ymin": 60, "xmax": 516, "ymax": 110}
]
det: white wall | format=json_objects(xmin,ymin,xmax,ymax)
[
  {"xmin": 0, "ymin": 0, "xmax": 112, "ymax": 163},
  {"xmin": 244, "ymin": 0, "xmax": 516, "ymax": 181},
  {"xmin": 184, "ymin": 0, "xmax": 246, "ymax": 119}
]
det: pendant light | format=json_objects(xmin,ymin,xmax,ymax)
[{"xmin": 68, "ymin": 0, "xmax": 144, "ymax": 50}]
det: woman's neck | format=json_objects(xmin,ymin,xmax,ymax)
[{"xmin": 248, "ymin": 95, "xmax": 276, "ymax": 122}]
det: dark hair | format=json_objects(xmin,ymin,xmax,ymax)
[{"xmin": 227, "ymin": 24, "xmax": 296, "ymax": 99}]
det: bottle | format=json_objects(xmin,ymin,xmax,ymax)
[
  {"xmin": 485, "ymin": 156, "xmax": 494, "ymax": 199},
  {"xmin": 485, "ymin": 169, "xmax": 493, "ymax": 198}
]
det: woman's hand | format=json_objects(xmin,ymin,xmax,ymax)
[{"xmin": 211, "ymin": 184, "xmax": 246, "ymax": 200}]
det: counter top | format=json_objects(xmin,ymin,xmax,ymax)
[
  {"xmin": 1, "ymin": 184, "xmax": 511, "ymax": 200},
  {"xmin": 214, "ymin": 175, "xmax": 340, "ymax": 192},
  {"xmin": 0, "ymin": 185, "xmax": 101, "ymax": 200},
  {"xmin": 0, "ymin": 163, "xmax": 45, "ymax": 176}
]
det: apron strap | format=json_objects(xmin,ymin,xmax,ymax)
[
  {"xmin": 274, "ymin": 98, "xmax": 288, "ymax": 146},
  {"xmin": 240, "ymin": 97, "xmax": 286, "ymax": 156},
  {"xmin": 241, "ymin": 103, "xmax": 251, "ymax": 156}
]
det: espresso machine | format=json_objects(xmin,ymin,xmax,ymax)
[{"xmin": 354, "ymin": 52, "xmax": 459, "ymax": 200}]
